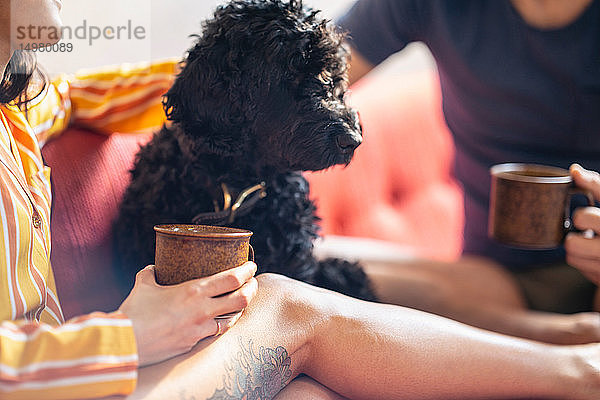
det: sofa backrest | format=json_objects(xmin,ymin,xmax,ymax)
[
  {"xmin": 306, "ymin": 70, "xmax": 463, "ymax": 260},
  {"xmin": 42, "ymin": 129, "xmax": 152, "ymax": 318}
]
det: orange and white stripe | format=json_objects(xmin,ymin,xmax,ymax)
[{"xmin": 0, "ymin": 58, "xmax": 178, "ymax": 399}]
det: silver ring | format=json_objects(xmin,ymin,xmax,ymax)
[
  {"xmin": 583, "ymin": 229, "xmax": 595, "ymax": 239},
  {"xmin": 214, "ymin": 319, "xmax": 223, "ymax": 337}
]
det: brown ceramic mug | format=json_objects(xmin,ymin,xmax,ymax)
[
  {"xmin": 154, "ymin": 224, "xmax": 253, "ymax": 285},
  {"xmin": 488, "ymin": 163, "xmax": 594, "ymax": 249}
]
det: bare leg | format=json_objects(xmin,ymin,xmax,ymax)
[
  {"xmin": 108, "ymin": 274, "xmax": 599, "ymax": 400},
  {"xmin": 363, "ymin": 255, "xmax": 600, "ymax": 344},
  {"xmin": 273, "ymin": 376, "xmax": 348, "ymax": 400}
]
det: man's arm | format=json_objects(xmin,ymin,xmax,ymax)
[{"xmin": 347, "ymin": 47, "xmax": 375, "ymax": 86}]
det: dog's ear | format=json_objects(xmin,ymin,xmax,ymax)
[
  {"xmin": 281, "ymin": 10, "xmax": 348, "ymax": 88},
  {"xmin": 162, "ymin": 40, "xmax": 248, "ymax": 157}
]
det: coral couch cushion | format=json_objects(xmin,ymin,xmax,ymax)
[
  {"xmin": 43, "ymin": 129, "xmax": 152, "ymax": 318},
  {"xmin": 42, "ymin": 70, "xmax": 463, "ymax": 318}
]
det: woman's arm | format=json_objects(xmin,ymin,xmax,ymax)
[
  {"xmin": 0, "ymin": 312, "xmax": 139, "ymax": 400},
  {"xmin": 25, "ymin": 58, "xmax": 179, "ymax": 146},
  {"xmin": 0, "ymin": 263, "xmax": 258, "ymax": 400}
]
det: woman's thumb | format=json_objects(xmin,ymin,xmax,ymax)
[{"xmin": 135, "ymin": 265, "xmax": 157, "ymax": 285}]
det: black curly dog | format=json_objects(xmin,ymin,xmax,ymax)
[{"xmin": 113, "ymin": 0, "xmax": 376, "ymax": 301}]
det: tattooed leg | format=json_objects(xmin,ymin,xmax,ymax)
[
  {"xmin": 119, "ymin": 274, "xmax": 598, "ymax": 400},
  {"xmin": 117, "ymin": 274, "xmax": 317, "ymax": 400},
  {"xmin": 179, "ymin": 340, "xmax": 344, "ymax": 400},
  {"xmin": 205, "ymin": 338, "xmax": 292, "ymax": 400}
]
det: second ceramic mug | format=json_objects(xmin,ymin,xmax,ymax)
[
  {"xmin": 488, "ymin": 163, "xmax": 594, "ymax": 249},
  {"xmin": 154, "ymin": 224, "xmax": 254, "ymax": 285}
]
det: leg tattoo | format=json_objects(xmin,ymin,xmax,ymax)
[{"xmin": 207, "ymin": 338, "xmax": 293, "ymax": 400}]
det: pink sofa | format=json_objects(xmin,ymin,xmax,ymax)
[
  {"xmin": 306, "ymin": 71, "xmax": 463, "ymax": 260},
  {"xmin": 42, "ymin": 70, "xmax": 463, "ymax": 319}
]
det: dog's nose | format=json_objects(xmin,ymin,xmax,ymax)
[{"xmin": 336, "ymin": 133, "xmax": 362, "ymax": 153}]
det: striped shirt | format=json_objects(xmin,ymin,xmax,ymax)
[{"xmin": 0, "ymin": 59, "xmax": 178, "ymax": 399}]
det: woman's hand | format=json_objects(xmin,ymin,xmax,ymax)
[
  {"xmin": 566, "ymin": 164, "xmax": 600, "ymax": 284},
  {"xmin": 118, "ymin": 261, "xmax": 258, "ymax": 366}
]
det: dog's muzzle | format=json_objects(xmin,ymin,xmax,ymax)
[{"xmin": 336, "ymin": 132, "xmax": 362, "ymax": 154}]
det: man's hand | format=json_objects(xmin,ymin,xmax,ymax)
[{"xmin": 566, "ymin": 164, "xmax": 600, "ymax": 284}]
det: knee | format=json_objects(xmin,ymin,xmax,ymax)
[
  {"xmin": 253, "ymin": 273, "xmax": 323, "ymax": 336},
  {"xmin": 256, "ymin": 272, "xmax": 292, "ymax": 288},
  {"xmin": 255, "ymin": 273, "xmax": 329, "ymax": 306},
  {"xmin": 252, "ymin": 273, "xmax": 325, "ymax": 327},
  {"xmin": 254, "ymin": 273, "xmax": 297, "ymax": 302},
  {"xmin": 254, "ymin": 273, "xmax": 314, "ymax": 309}
]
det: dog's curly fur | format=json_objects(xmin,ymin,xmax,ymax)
[{"xmin": 113, "ymin": 0, "xmax": 376, "ymax": 301}]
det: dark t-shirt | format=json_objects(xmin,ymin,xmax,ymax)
[{"xmin": 339, "ymin": 0, "xmax": 600, "ymax": 268}]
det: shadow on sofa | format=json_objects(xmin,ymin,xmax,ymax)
[{"xmin": 42, "ymin": 70, "xmax": 463, "ymax": 319}]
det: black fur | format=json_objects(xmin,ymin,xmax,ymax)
[{"xmin": 113, "ymin": 0, "xmax": 376, "ymax": 301}]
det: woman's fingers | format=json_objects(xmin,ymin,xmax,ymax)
[
  {"xmin": 213, "ymin": 312, "xmax": 244, "ymax": 337},
  {"xmin": 190, "ymin": 312, "xmax": 244, "ymax": 345},
  {"xmin": 206, "ymin": 277, "xmax": 259, "ymax": 318},
  {"xmin": 135, "ymin": 265, "xmax": 159, "ymax": 286},
  {"xmin": 202, "ymin": 261, "xmax": 258, "ymax": 298},
  {"xmin": 120, "ymin": 262, "xmax": 258, "ymax": 366}
]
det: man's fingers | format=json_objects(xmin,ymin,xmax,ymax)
[
  {"xmin": 566, "ymin": 253, "xmax": 599, "ymax": 273},
  {"xmin": 565, "ymin": 234, "xmax": 600, "ymax": 285},
  {"xmin": 565, "ymin": 233, "xmax": 600, "ymax": 260},
  {"xmin": 203, "ymin": 261, "xmax": 257, "ymax": 297},
  {"xmin": 570, "ymin": 164, "xmax": 600, "ymax": 200},
  {"xmin": 567, "ymin": 166, "xmax": 600, "ymax": 285},
  {"xmin": 566, "ymin": 254, "xmax": 600, "ymax": 284},
  {"xmin": 206, "ymin": 277, "xmax": 258, "ymax": 317},
  {"xmin": 572, "ymin": 207, "xmax": 600, "ymax": 234}
]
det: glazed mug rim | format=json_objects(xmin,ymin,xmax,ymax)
[
  {"xmin": 154, "ymin": 224, "xmax": 252, "ymax": 238},
  {"xmin": 490, "ymin": 163, "xmax": 571, "ymax": 184}
]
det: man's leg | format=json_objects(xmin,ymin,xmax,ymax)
[
  {"xmin": 363, "ymin": 255, "xmax": 600, "ymax": 344},
  {"xmin": 116, "ymin": 274, "xmax": 599, "ymax": 400}
]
